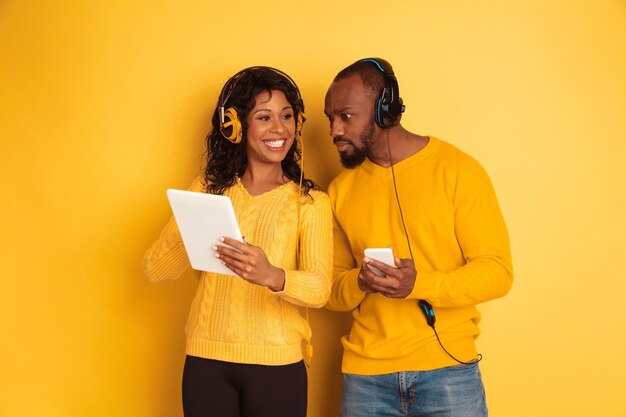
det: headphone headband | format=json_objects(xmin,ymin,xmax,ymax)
[
  {"xmin": 219, "ymin": 66, "xmax": 303, "ymax": 119},
  {"xmin": 357, "ymin": 57, "xmax": 405, "ymax": 128},
  {"xmin": 218, "ymin": 66, "xmax": 305, "ymax": 144}
]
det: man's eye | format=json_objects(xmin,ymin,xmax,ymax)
[{"xmin": 341, "ymin": 114, "xmax": 351, "ymax": 121}]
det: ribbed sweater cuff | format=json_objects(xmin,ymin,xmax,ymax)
[{"xmin": 143, "ymin": 217, "xmax": 189, "ymax": 282}]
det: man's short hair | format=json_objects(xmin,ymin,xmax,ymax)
[{"xmin": 334, "ymin": 60, "xmax": 387, "ymax": 100}]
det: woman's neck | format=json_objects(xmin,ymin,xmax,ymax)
[{"xmin": 239, "ymin": 162, "xmax": 287, "ymax": 196}]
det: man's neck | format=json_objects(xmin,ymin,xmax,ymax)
[{"xmin": 368, "ymin": 125, "xmax": 429, "ymax": 168}]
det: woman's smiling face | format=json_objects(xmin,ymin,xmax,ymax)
[{"xmin": 245, "ymin": 89, "xmax": 296, "ymax": 165}]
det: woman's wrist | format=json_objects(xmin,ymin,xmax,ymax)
[{"xmin": 268, "ymin": 267, "xmax": 286, "ymax": 292}]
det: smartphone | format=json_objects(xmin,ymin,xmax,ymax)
[{"xmin": 364, "ymin": 248, "xmax": 395, "ymax": 277}]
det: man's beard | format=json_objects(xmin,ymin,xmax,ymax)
[{"xmin": 337, "ymin": 119, "xmax": 376, "ymax": 169}]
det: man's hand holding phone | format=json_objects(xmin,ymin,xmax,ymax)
[{"xmin": 359, "ymin": 248, "xmax": 417, "ymax": 298}]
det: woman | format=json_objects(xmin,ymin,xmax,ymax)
[{"xmin": 143, "ymin": 66, "xmax": 332, "ymax": 417}]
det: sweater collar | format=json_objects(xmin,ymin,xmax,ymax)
[
  {"xmin": 360, "ymin": 136, "xmax": 439, "ymax": 176},
  {"xmin": 233, "ymin": 176, "xmax": 296, "ymax": 199}
]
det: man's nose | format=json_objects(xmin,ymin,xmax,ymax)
[{"xmin": 330, "ymin": 120, "xmax": 344, "ymax": 137}]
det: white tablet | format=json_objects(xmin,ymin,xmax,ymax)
[{"xmin": 166, "ymin": 188, "xmax": 243, "ymax": 276}]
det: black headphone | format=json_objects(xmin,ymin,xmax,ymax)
[
  {"xmin": 357, "ymin": 58, "xmax": 405, "ymax": 129},
  {"xmin": 218, "ymin": 66, "xmax": 305, "ymax": 144}
]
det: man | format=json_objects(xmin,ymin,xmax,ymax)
[{"xmin": 324, "ymin": 57, "xmax": 513, "ymax": 416}]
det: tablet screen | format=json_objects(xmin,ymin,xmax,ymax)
[{"xmin": 166, "ymin": 189, "xmax": 243, "ymax": 276}]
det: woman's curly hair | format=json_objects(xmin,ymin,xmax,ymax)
[{"xmin": 203, "ymin": 66, "xmax": 317, "ymax": 196}]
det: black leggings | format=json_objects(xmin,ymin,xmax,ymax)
[{"xmin": 182, "ymin": 355, "xmax": 307, "ymax": 417}]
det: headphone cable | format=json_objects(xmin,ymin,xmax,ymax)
[
  {"xmin": 386, "ymin": 129, "xmax": 413, "ymax": 261},
  {"xmin": 385, "ymin": 129, "xmax": 481, "ymax": 366}
]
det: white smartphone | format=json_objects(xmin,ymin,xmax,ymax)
[{"xmin": 364, "ymin": 248, "xmax": 395, "ymax": 277}]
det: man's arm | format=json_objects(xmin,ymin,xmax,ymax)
[{"xmin": 408, "ymin": 158, "xmax": 513, "ymax": 306}]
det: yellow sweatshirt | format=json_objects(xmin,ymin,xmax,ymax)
[
  {"xmin": 326, "ymin": 137, "xmax": 513, "ymax": 375},
  {"xmin": 143, "ymin": 177, "xmax": 333, "ymax": 365}
]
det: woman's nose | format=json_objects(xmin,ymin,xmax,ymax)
[{"xmin": 271, "ymin": 118, "xmax": 286, "ymax": 133}]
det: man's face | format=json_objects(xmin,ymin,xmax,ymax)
[{"xmin": 324, "ymin": 75, "xmax": 377, "ymax": 168}]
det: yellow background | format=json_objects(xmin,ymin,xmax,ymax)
[{"xmin": 1, "ymin": 1, "xmax": 625, "ymax": 416}]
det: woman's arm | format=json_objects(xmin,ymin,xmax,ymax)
[
  {"xmin": 142, "ymin": 177, "xmax": 204, "ymax": 283},
  {"xmin": 278, "ymin": 193, "xmax": 333, "ymax": 308}
]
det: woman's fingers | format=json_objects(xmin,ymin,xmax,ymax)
[
  {"xmin": 213, "ymin": 239, "xmax": 262, "ymax": 280},
  {"xmin": 220, "ymin": 236, "xmax": 247, "ymax": 252},
  {"xmin": 223, "ymin": 257, "xmax": 253, "ymax": 278},
  {"xmin": 213, "ymin": 238, "xmax": 276, "ymax": 286},
  {"xmin": 215, "ymin": 244, "xmax": 247, "ymax": 260}
]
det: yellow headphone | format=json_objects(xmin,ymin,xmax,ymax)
[
  {"xmin": 218, "ymin": 66, "xmax": 305, "ymax": 145},
  {"xmin": 220, "ymin": 106, "xmax": 243, "ymax": 144}
]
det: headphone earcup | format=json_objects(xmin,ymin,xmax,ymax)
[
  {"xmin": 220, "ymin": 107, "xmax": 243, "ymax": 144},
  {"xmin": 377, "ymin": 86, "xmax": 402, "ymax": 129},
  {"xmin": 357, "ymin": 58, "xmax": 404, "ymax": 128}
]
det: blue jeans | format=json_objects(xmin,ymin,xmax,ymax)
[{"xmin": 340, "ymin": 363, "xmax": 488, "ymax": 417}]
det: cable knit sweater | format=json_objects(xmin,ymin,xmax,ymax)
[{"xmin": 143, "ymin": 177, "xmax": 333, "ymax": 365}]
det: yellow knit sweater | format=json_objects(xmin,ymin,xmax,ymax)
[{"xmin": 143, "ymin": 177, "xmax": 333, "ymax": 365}]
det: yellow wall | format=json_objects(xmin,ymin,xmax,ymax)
[{"xmin": 1, "ymin": 1, "xmax": 625, "ymax": 416}]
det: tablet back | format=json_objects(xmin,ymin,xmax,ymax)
[{"xmin": 166, "ymin": 189, "xmax": 243, "ymax": 276}]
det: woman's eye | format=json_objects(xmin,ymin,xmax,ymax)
[
  {"xmin": 282, "ymin": 114, "xmax": 293, "ymax": 120},
  {"xmin": 259, "ymin": 115, "xmax": 270, "ymax": 121}
]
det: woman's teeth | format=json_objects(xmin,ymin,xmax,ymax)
[{"xmin": 265, "ymin": 140, "xmax": 286, "ymax": 148}]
